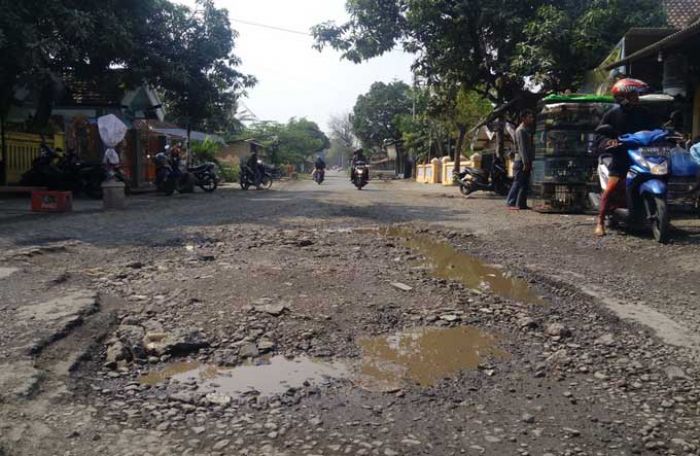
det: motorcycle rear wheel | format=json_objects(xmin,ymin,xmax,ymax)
[
  {"xmin": 459, "ymin": 182, "xmax": 474, "ymax": 196},
  {"xmin": 261, "ymin": 175, "xmax": 273, "ymax": 189},
  {"xmin": 199, "ymin": 177, "xmax": 218, "ymax": 193}
]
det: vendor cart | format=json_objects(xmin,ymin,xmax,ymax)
[{"xmin": 532, "ymin": 95, "xmax": 614, "ymax": 213}]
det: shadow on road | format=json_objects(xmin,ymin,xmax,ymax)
[{"xmin": 0, "ymin": 183, "xmax": 470, "ymax": 249}]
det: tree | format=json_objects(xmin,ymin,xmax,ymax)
[
  {"xmin": 327, "ymin": 113, "xmax": 356, "ymax": 168},
  {"xmin": 352, "ymin": 81, "xmax": 412, "ymax": 153},
  {"xmin": 313, "ymin": 0, "xmax": 666, "ymax": 103},
  {"xmin": 0, "ymin": 0, "xmax": 254, "ymax": 131},
  {"xmin": 280, "ymin": 118, "xmax": 331, "ymax": 166},
  {"xmin": 143, "ymin": 0, "xmax": 256, "ymax": 136},
  {"xmin": 428, "ymin": 85, "xmax": 491, "ymax": 176},
  {"xmin": 512, "ymin": 1, "xmax": 667, "ymax": 91},
  {"xmin": 314, "ymin": 0, "xmax": 665, "ymax": 162},
  {"xmin": 243, "ymin": 118, "xmax": 330, "ymax": 167}
]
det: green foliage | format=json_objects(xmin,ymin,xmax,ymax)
[
  {"xmin": 242, "ymin": 118, "xmax": 330, "ymax": 166},
  {"xmin": 395, "ymin": 84, "xmax": 490, "ymax": 162},
  {"xmin": 314, "ymin": 0, "xmax": 667, "ymax": 102},
  {"xmin": 512, "ymin": 0, "xmax": 667, "ymax": 91},
  {"xmin": 191, "ymin": 138, "xmax": 222, "ymax": 164},
  {"xmin": 352, "ymin": 81, "xmax": 412, "ymax": 152},
  {"xmin": 146, "ymin": 0, "xmax": 256, "ymax": 133},
  {"xmin": 0, "ymin": 0, "xmax": 255, "ymax": 132},
  {"xmin": 219, "ymin": 164, "xmax": 240, "ymax": 183}
]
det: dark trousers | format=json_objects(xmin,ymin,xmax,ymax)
[{"xmin": 506, "ymin": 161, "xmax": 530, "ymax": 208}]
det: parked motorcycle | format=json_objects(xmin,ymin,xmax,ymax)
[
  {"xmin": 154, "ymin": 152, "xmax": 194, "ymax": 196},
  {"xmin": 188, "ymin": 162, "xmax": 219, "ymax": 193},
  {"xmin": 20, "ymin": 144, "xmax": 130, "ymax": 198},
  {"xmin": 589, "ymin": 129, "xmax": 676, "ymax": 243},
  {"xmin": 313, "ymin": 168, "xmax": 325, "ymax": 185},
  {"xmin": 457, "ymin": 154, "xmax": 512, "ymax": 196},
  {"xmin": 240, "ymin": 161, "xmax": 272, "ymax": 191},
  {"xmin": 353, "ymin": 161, "xmax": 369, "ymax": 190},
  {"xmin": 266, "ymin": 164, "xmax": 284, "ymax": 180}
]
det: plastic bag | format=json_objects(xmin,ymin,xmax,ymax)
[
  {"xmin": 97, "ymin": 114, "xmax": 128, "ymax": 176},
  {"xmin": 98, "ymin": 114, "xmax": 127, "ymax": 148}
]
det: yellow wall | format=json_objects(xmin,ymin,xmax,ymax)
[{"xmin": 4, "ymin": 133, "xmax": 64, "ymax": 184}]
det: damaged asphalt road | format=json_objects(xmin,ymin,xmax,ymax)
[{"xmin": 1, "ymin": 173, "xmax": 699, "ymax": 456}]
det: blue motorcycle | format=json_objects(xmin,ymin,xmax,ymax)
[{"xmin": 592, "ymin": 129, "xmax": 677, "ymax": 243}]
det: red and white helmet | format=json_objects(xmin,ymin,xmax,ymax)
[{"xmin": 611, "ymin": 78, "xmax": 649, "ymax": 97}]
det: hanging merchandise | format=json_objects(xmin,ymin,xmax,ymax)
[{"xmin": 98, "ymin": 114, "xmax": 128, "ymax": 170}]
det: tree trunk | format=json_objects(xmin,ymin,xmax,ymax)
[
  {"xmin": 496, "ymin": 115, "xmax": 505, "ymax": 161},
  {"xmin": 33, "ymin": 81, "xmax": 56, "ymax": 130},
  {"xmin": 454, "ymin": 124, "xmax": 467, "ymax": 182}
]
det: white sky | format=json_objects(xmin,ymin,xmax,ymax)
[{"xmin": 177, "ymin": 0, "xmax": 414, "ymax": 131}]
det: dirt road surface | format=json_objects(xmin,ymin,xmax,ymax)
[{"xmin": 1, "ymin": 173, "xmax": 699, "ymax": 456}]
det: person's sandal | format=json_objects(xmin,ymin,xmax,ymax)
[{"xmin": 594, "ymin": 224, "xmax": 606, "ymax": 237}]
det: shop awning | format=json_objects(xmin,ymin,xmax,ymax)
[{"xmin": 605, "ymin": 19, "xmax": 700, "ymax": 70}]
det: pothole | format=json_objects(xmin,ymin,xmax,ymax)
[
  {"xmin": 140, "ymin": 326, "xmax": 508, "ymax": 396},
  {"xmin": 140, "ymin": 355, "xmax": 348, "ymax": 397},
  {"xmin": 355, "ymin": 326, "xmax": 508, "ymax": 392},
  {"xmin": 383, "ymin": 227, "xmax": 543, "ymax": 305}
]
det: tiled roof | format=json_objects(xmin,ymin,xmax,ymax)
[{"xmin": 665, "ymin": 0, "xmax": 700, "ymax": 28}]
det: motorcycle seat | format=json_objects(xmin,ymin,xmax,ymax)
[
  {"xmin": 468, "ymin": 168, "xmax": 488, "ymax": 177},
  {"xmin": 188, "ymin": 165, "xmax": 209, "ymax": 172}
]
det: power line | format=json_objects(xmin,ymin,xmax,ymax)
[{"xmin": 231, "ymin": 18, "xmax": 312, "ymax": 36}]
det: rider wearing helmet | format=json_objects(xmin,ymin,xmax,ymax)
[
  {"xmin": 314, "ymin": 155, "xmax": 326, "ymax": 171},
  {"xmin": 350, "ymin": 148, "xmax": 367, "ymax": 182},
  {"xmin": 594, "ymin": 78, "xmax": 660, "ymax": 236},
  {"xmin": 246, "ymin": 144, "xmax": 261, "ymax": 186}
]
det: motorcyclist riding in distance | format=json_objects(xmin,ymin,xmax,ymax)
[
  {"xmin": 246, "ymin": 145, "xmax": 261, "ymax": 186},
  {"xmin": 313, "ymin": 155, "xmax": 326, "ymax": 177},
  {"xmin": 594, "ymin": 78, "xmax": 660, "ymax": 237},
  {"xmin": 350, "ymin": 148, "xmax": 367, "ymax": 182},
  {"xmin": 315, "ymin": 155, "xmax": 326, "ymax": 170}
]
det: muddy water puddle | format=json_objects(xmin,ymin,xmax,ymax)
[
  {"xmin": 140, "ymin": 356, "xmax": 347, "ymax": 397},
  {"xmin": 382, "ymin": 227, "xmax": 543, "ymax": 305},
  {"xmin": 356, "ymin": 326, "xmax": 508, "ymax": 391},
  {"xmin": 141, "ymin": 327, "xmax": 508, "ymax": 395}
]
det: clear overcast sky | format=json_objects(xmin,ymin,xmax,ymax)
[{"xmin": 177, "ymin": 0, "xmax": 414, "ymax": 131}]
